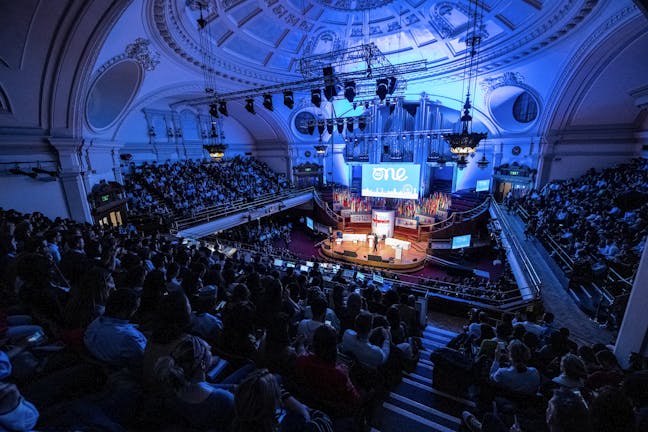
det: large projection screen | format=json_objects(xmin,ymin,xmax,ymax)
[{"xmin": 361, "ymin": 164, "xmax": 420, "ymax": 199}]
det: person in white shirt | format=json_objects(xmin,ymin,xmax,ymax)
[
  {"xmin": 296, "ymin": 293, "xmax": 329, "ymax": 347},
  {"xmin": 341, "ymin": 312, "xmax": 390, "ymax": 368}
]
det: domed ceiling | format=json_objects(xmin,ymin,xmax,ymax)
[{"xmin": 153, "ymin": 0, "xmax": 599, "ymax": 89}]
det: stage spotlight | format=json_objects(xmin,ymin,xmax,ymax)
[
  {"xmin": 364, "ymin": 101, "xmax": 370, "ymax": 109},
  {"xmin": 311, "ymin": 89, "xmax": 322, "ymax": 107},
  {"xmin": 283, "ymin": 91, "xmax": 294, "ymax": 109},
  {"xmin": 218, "ymin": 101, "xmax": 228, "ymax": 116},
  {"xmin": 344, "ymin": 81, "xmax": 356, "ymax": 103},
  {"xmin": 389, "ymin": 104, "xmax": 396, "ymax": 115},
  {"xmin": 336, "ymin": 118, "xmax": 345, "ymax": 134},
  {"xmin": 358, "ymin": 117, "xmax": 366, "ymax": 131},
  {"xmin": 387, "ymin": 76, "xmax": 397, "ymax": 94},
  {"xmin": 376, "ymin": 78, "xmax": 389, "ymax": 101},
  {"xmin": 317, "ymin": 119, "xmax": 325, "ymax": 136},
  {"xmin": 245, "ymin": 98, "xmax": 256, "ymax": 114},
  {"xmin": 346, "ymin": 117, "xmax": 354, "ymax": 133},
  {"xmin": 209, "ymin": 103, "xmax": 219, "ymax": 118},
  {"xmin": 307, "ymin": 121, "xmax": 315, "ymax": 135},
  {"xmin": 326, "ymin": 119, "xmax": 334, "ymax": 135},
  {"xmin": 263, "ymin": 94, "xmax": 273, "ymax": 111}
]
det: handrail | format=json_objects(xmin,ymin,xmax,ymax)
[
  {"xmin": 313, "ymin": 190, "xmax": 344, "ymax": 226},
  {"xmin": 173, "ymin": 187, "xmax": 315, "ymax": 230},
  {"xmin": 491, "ymin": 200, "xmax": 543, "ymax": 299},
  {"xmin": 423, "ymin": 196, "xmax": 492, "ymax": 233},
  {"xmin": 515, "ymin": 202, "xmax": 632, "ymax": 295}
]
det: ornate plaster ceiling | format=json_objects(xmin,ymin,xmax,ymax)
[{"xmin": 153, "ymin": 0, "xmax": 599, "ymax": 89}]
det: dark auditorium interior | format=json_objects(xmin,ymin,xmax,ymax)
[{"xmin": 2, "ymin": 0, "xmax": 648, "ymax": 431}]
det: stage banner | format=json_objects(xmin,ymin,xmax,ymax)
[
  {"xmin": 395, "ymin": 217, "xmax": 418, "ymax": 229},
  {"xmin": 350, "ymin": 213, "xmax": 372, "ymax": 223},
  {"xmin": 340, "ymin": 209, "xmax": 353, "ymax": 217},
  {"xmin": 361, "ymin": 164, "xmax": 421, "ymax": 199},
  {"xmin": 416, "ymin": 214, "xmax": 435, "ymax": 225},
  {"xmin": 372, "ymin": 210, "xmax": 395, "ymax": 238}
]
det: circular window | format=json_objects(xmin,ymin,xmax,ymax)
[
  {"xmin": 487, "ymin": 86, "xmax": 541, "ymax": 133},
  {"xmin": 294, "ymin": 112, "xmax": 316, "ymax": 135},
  {"xmin": 86, "ymin": 60, "xmax": 142, "ymax": 131},
  {"xmin": 512, "ymin": 92, "xmax": 538, "ymax": 123}
]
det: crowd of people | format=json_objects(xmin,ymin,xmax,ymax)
[
  {"xmin": 515, "ymin": 158, "xmax": 648, "ymax": 285},
  {"xmin": 451, "ymin": 308, "xmax": 648, "ymax": 432},
  {"xmin": 0, "ymin": 207, "xmax": 425, "ymax": 431},
  {"xmin": 124, "ymin": 156, "xmax": 290, "ymax": 218}
]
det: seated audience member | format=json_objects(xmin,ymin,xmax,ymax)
[
  {"xmin": 546, "ymin": 388, "xmax": 591, "ymax": 432},
  {"xmin": 585, "ymin": 349, "xmax": 623, "ymax": 390},
  {"xmin": 143, "ymin": 290, "xmax": 199, "ymax": 389},
  {"xmin": 232, "ymin": 369, "xmax": 318, "ymax": 432},
  {"xmin": 257, "ymin": 313, "xmax": 303, "ymax": 379},
  {"xmin": 489, "ymin": 340, "xmax": 540, "ymax": 395},
  {"xmin": 0, "ymin": 352, "xmax": 39, "ymax": 432},
  {"xmin": 341, "ymin": 311, "xmax": 390, "ymax": 368},
  {"xmin": 153, "ymin": 335, "xmax": 234, "ymax": 430},
  {"xmin": 220, "ymin": 284, "xmax": 257, "ymax": 359},
  {"xmin": 623, "ymin": 371, "xmax": 648, "ymax": 432},
  {"xmin": 589, "ymin": 386, "xmax": 635, "ymax": 432},
  {"xmin": 339, "ymin": 292, "xmax": 363, "ymax": 336},
  {"xmin": 296, "ymin": 292, "xmax": 329, "ymax": 347},
  {"xmin": 551, "ymin": 353, "xmax": 587, "ymax": 391},
  {"xmin": 295, "ymin": 325, "xmax": 361, "ymax": 416},
  {"xmin": 189, "ymin": 287, "xmax": 223, "ymax": 346},
  {"xmin": 61, "ymin": 266, "xmax": 116, "ymax": 349},
  {"xmin": 84, "ymin": 288, "xmax": 147, "ymax": 368}
]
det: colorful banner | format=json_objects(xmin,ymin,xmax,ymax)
[
  {"xmin": 395, "ymin": 217, "xmax": 418, "ymax": 229},
  {"xmin": 350, "ymin": 213, "xmax": 372, "ymax": 223}
]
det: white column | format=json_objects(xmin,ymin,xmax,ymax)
[
  {"xmin": 50, "ymin": 137, "xmax": 93, "ymax": 223},
  {"xmin": 614, "ymin": 246, "xmax": 648, "ymax": 368}
]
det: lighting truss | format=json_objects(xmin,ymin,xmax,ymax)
[{"xmin": 298, "ymin": 43, "xmax": 393, "ymax": 79}]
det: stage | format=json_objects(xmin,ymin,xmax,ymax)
[{"xmin": 320, "ymin": 230, "xmax": 427, "ymax": 273}]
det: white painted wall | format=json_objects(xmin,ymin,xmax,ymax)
[{"xmin": 0, "ymin": 176, "xmax": 70, "ymax": 220}]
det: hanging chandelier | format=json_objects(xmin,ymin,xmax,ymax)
[{"xmin": 443, "ymin": 0, "xmax": 488, "ymax": 160}]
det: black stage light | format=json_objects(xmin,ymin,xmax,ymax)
[
  {"xmin": 218, "ymin": 101, "xmax": 228, "ymax": 116},
  {"xmin": 311, "ymin": 89, "xmax": 322, "ymax": 107},
  {"xmin": 336, "ymin": 118, "xmax": 345, "ymax": 134},
  {"xmin": 326, "ymin": 119, "xmax": 334, "ymax": 135},
  {"xmin": 317, "ymin": 119, "xmax": 325, "ymax": 136},
  {"xmin": 346, "ymin": 117, "xmax": 354, "ymax": 133},
  {"xmin": 376, "ymin": 78, "xmax": 389, "ymax": 101},
  {"xmin": 245, "ymin": 98, "xmax": 256, "ymax": 114},
  {"xmin": 358, "ymin": 117, "xmax": 366, "ymax": 131},
  {"xmin": 388, "ymin": 76, "xmax": 397, "ymax": 94},
  {"xmin": 344, "ymin": 81, "xmax": 356, "ymax": 103},
  {"xmin": 209, "ymin": 103, "xmax": 219, "ymax": 118},
  {"xmin": 283, "ymin": 91, "xmax": 294, "ymax": 109},
  {"xmin": 307, "ymin": 121, "xmax": 315, "ymax": 135},
  {"xmin": 263, "ymin": 94, "xmax": 273, "ymax": 111}
]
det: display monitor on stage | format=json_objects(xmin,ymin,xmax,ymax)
[
  {"xmin": 300, "ymin": 265, "xmax": 309, "ymax": 272},
  {"xmin": 306, "ymin": 261, "xmax": 314, "ymax": 267},
  {"xmin": 305, "ymin": 217, "xmax": 314, "ymax": 230},
  {"xmin": 361, "ymin": 164, "xmax": 420, "ymax": 199},
  {"xmin": 286, "ymin": 262, "xmax": 295, "ymax": 268},
  {"xmin": 476, "ymin": 179, "xmax": 490, "ymax": 192},
  {"xmin": 273, "ymin": 258, "xmax": 283, "ymax": 267},
  {"xmin": 356, "ymin": 272, "xmax": 365, "ymax": 281},
  {"xmin": 451, "ymin": 234, "xmax": 472, "ymax": 249},
  {"xmin": 343, "ymin": 269, "xmax": 355, "ymax": 279}
]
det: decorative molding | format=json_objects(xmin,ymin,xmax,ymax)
[
  {"xmin": 125, "ymin": 38, "xmax": 160, "ymax": 71},
  {"xmin": 481, "ymin": 72, "xmax": 525, "ymax": 94},
  {"xmin": 0, "ymin": 84, "xmax": 12, "ymax": 114}
]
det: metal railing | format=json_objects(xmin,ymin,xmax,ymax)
[
  {"xmin": 312, "ymin": 190, "xmax": 345, "ymax": 227},
  {"xmin": 515, "ymin": 203, "xmax": 631, "ymax": 299},
  {"xmin": 172, "ymin": 187, "xmax": 315, "ymax": 231},
  {"xmin": 491, "ymin": 200, "xmax": 543, "ymax": 300},
  {"xmin": 420, "ymin": 196, "xmax": 492, "ymax": 235}
]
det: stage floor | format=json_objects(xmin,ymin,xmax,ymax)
[{"xmin": 320, "ymin": 236, "xmax": 427, "ymax": 273}]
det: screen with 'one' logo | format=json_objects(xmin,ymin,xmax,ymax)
[{"xmin": 361, "ymin": 164, "xmax": 420, "ymax": 199}]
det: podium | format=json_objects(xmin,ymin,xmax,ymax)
[
  {"xmin": 368, "ymin": 235, "xmax": 375, "ymax": 251},
  {"xmin": 394, "ymin": 245, "xmax": 403, "ymax": 261}
]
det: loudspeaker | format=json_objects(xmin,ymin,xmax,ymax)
[
  {"xmin": 343, "ymin": 250, "xmax": 358, "ymax": 257},
  {"xmin": 323, "ymin": 244, "xmax": 331, "ymax": 250},
  {"xmin": 368, "ymin": 254, "xmax": 383, "ymax": 262}
]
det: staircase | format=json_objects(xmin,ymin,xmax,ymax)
[{"xmin": 371, "ymin": 325, "xmax": 473, "ymax": 432}]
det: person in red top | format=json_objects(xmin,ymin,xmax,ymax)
[{"xmin": 295, "ymin": 324, "xmax": 361, "ymax": 418}]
